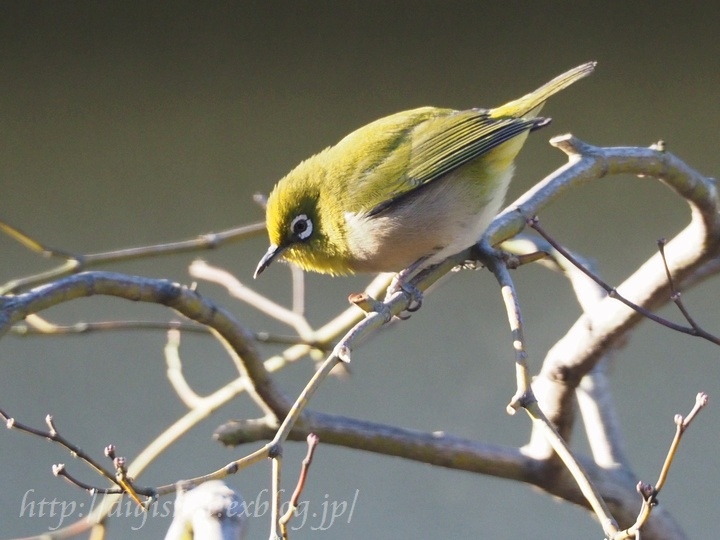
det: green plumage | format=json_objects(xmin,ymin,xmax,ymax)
[{"xmin": 255, "ymin": 62, "xmax": 595, "ymax": 277}]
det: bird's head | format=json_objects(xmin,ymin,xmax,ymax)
[{"xmin": 255, "ymin": 158, "xmax": 351, "ymax": 278}]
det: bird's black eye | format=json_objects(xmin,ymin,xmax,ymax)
[{"xmin": 290, "ymin": 214, "xmax": 313, "ymax": 241}]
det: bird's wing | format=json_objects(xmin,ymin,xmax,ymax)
[{"xmin": 363, "ymin": 109, "xmax": 547, "ymax": 217}]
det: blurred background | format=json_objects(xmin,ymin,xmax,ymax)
[{"xmin": 1, "ymin": 2, "xmax": 719, "ymax": 538}]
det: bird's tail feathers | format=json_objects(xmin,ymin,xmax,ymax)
[{"xmin": 491, "ymin": 61, "xmax": 596, "ymax": 119}]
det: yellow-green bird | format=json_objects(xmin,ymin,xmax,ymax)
[{"xmin": 255, "ymin": 62, "xmax": 595, "ymax": 281}]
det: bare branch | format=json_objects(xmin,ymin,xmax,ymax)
[
  {"xmin": 279, "ymin": 434, "xmax": 320, "ymax": 539},
  {"xmin": 528, "ymin": 216, "xmax": 720, "ymax": 345},
  {"xmin": 215, "ymin": 409, "xmax": 685, "ymax": 538},
  {"xmin": 0, "ymin": 271, "xmax": 294, "ymax": 418},
  {"xmin": 190, "ymin": 259, "xmax": 316, "ymax": 341},
  {"xmin": 502, "ymin": 234, "xmax": 631, "ymax": 468},
  {"xmin": 0, "ymin": 408, "xmax": 151, "ymax": 500},
  {"xmin": 487, "ymin": 138, "xmax": 720, "ymax": 449},
  {"xmin": 2, "ymin": 137, "xmax": 715, "ymax": 540},
  {"xmin": 13, "ymin": 314, "xmax": 209, "ymax": 335},
  {"xmin": 165, "ymin": 329, "xmax": 204, "ymax": 408},
  {"xmin": 0, "ymin": 219, "xmax": 266, "ymax": 295},
  {"xmin": 478, "ymin": 241, "xmax": 619, "ymax": 538},
  {"xmin": 617, "ymin": 393, "xmax": 709, "ymax": 539}
]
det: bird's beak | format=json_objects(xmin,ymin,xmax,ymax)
[{"xmin": 254, "ymin": 244, "xmax": 285, "ymax": 278}]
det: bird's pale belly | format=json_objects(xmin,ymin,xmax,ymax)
[{"xmin": 344, "ymin": 166, "xmax": 513, "ymax": 273}]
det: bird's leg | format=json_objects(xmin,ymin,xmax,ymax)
[
  {"xmin": 388, "ymin": 273, "xmax": 423, "ymax": 312},
  {"xmin": 385, "ymin": 256, "xmax": 430, "ymax": 312}
]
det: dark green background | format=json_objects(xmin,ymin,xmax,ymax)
[{"xmin": 2, "ymin": 3, "xmax": 719, "ymax": 539}]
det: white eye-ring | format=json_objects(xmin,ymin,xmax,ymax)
[{"xmin": 290, "ymin": 214, "xmax": 313, "ymax": 240}]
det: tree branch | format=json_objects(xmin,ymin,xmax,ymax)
[{"xmin": 0, "ymin": 271, "xmax": 293, "ymax": 418}]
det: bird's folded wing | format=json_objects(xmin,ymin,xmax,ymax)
[{"xmin": 365, "ymin": 110, "xmax": 545, "ymax": 216}]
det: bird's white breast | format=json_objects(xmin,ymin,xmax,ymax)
[{"xmin": 343, "ymin": 166, "xmax": 514, "ymax": 273}]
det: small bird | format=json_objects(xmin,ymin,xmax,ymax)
[{"xmin": 255, "ymin": 62, "xmax": 595, "ymax": 283}]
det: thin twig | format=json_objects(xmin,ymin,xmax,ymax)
[
  {"xmin": 0, "ymin": 409, "xmax": 155, "ymax": 504},
  {"xmin": 617, "ymin": 393, "xmax": 708, "ymax": 539},
  {"xmin": 271, "ymin": 451, "xmax": 283, "ymax": 540},
  {"xmin": 14, "ymin": 315, "xmax": 209, "ymax": 335},
  {"xmin": 11, "ymin": 314, "xmax": 305, "ymax": 344},
  {"xmin": 0, "ymin": 271, "xmax": 295, "ymax": 418},
  {"xmin": 52, "ymin": 464, "xmax": 121, "ymax": 495},
  {"xmin": 528, "ymin": 216, "xmax": 720, "ymax": 346},
  {"xmin": 476, "ymin": 240, "xmax": 533, "ymax": 413},
  {"xmin": 112, "ymin": 455, "xmax": 146, "ymax": 508},
  {"xmin": 0, "ymin": 218, "xmax": 266, "ymax": 294},
  {"xmin": 478, "ymin": 242, "xmax": 619, "ymax": 539},
  {"xmin": 0, "ymin": 270, "xmax": 397, "ymax": 537},
  {"xmin": 291, "ymin": 263, "xmax": 306, "ymax": 315},
  {"xmin": 165, "ymin": 329, "xmax": 203, "ymax": 408},
  {"xmin": 279, "ymin": 434, "xmax": 320, "ymax": 538},
  {"xmin": 502, "ymin": 234, "xmax": 631, "ymax": 468},
  {"xmin": 657, "ymin": 239, "xmax": 704, "ymax": 331},
  {"xmin": 523, "ymin": 401, "xmax": 619, "ymax": 538},
  {"xmin": 190, "ymin": 260, "xmax": 317, "ymax": 342},
  {"xmin": 0, "ymin": 410, "xmax": 117, "ymax": 486}
]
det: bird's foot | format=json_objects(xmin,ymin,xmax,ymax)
[{"xmin": 386, "ymin": 273, "xmax": 424, "ymax": 312}]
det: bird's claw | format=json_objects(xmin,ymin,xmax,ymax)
[
  {"xmin": 386, "ymin": 275, "xmax": 424, "ymax": 313},
  {"xmin": 404, "ymin": 287, "xmax": 423, "ymax": 311}
]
